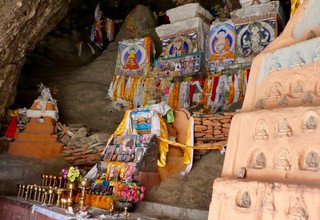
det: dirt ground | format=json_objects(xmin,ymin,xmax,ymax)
[{"xmin": 146, "ymin": 150, "xmax": 225, "ymax": 210}]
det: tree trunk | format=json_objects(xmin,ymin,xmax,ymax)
[{"xmin": 0, "ymin": 0, "xmax": 69, "ymax": 117}]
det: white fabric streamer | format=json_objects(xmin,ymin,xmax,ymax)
[{"xmin": 180, "ymin": 116, "xmax": 194, "ymax": 176}]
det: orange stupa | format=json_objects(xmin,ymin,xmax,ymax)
[{"xmin": 8, "ymin": 85, "xmax": 62, "ymax": 159}]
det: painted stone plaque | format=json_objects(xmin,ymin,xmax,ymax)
[
  {"xmin": 155, "ymin": 52, "xmax": 202, "ymax": 78},
  {"xmin": 115, "ymin": 37, "xmax": 152, "ymax": 76},
  {"xmin": 206, "ymin": 20, "xmax": 236, "ymax": 73},
  {"xmin": 161, "ymin": 32, "xmax": 198, "ymax": 59},
  {"xmin": 236, "ymin": 19, "xmax": 276, "ymax": 57}
]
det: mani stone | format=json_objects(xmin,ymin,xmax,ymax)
[{"xmin": 166, "ymin": 3, "xmax": 213, "ymax": 24}]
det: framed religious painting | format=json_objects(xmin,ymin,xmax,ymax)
[
  {"xmin": 130, "ymin": 109, "xmax": 152, "ymax": 134},
  {"xmin": 231, "ymin": 1, "xmax": 280, "ymax": 58},
  {"xmin": 236, "ymin": 19, "xmax": 276, "ymax": 57},
  {"xmin": 114, "ymin": 37, "xmax": 153, "ymax": 77},
  {"xmin": 155, "ymin": 51, "xmax": 203, "ymax": 78},
  {"xmin": 161, "ymin": 32, "xmax": 198, "ymax": 59},
  {"xmin": 206, "ymin": 20, "xmax": 236, "ymax": 73},
  {"xmin": 103, "ymin": 145, "xmax": 116, "ymax": 161}
]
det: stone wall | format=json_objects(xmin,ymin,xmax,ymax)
[{"xmin": 194, "ymin": 112, "xmax": 235, "ymax": 146}]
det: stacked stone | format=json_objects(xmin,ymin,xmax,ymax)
[
  {"xmin": 57, "ymin": 123, "xmax": 109, "ymax": 169},
  {"xmin": 194, "ymin": 112, "xmax": 236, "ymax": 145}
]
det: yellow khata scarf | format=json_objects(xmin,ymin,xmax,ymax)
[
  {"xmin": 143, "ymin": 78, "xmax": 151, "ymax": 106},
  {"xmin": 120, "ymin": 76, "xmax": 127, "ymax": 100},
  {"xmin": 112, "ymin": 76, "xmax": 120, "ymax": 101},
  {"xmin": 128, "ymin": 77, "xmax": 140, "ymax": 105},
  {"xmin": 168, "ymin": 82, "xmax": 181, "ymax": 109},
  {"xmin": 201, "ymin": 78, "xmax": 212, "ymax": 109},
  {"xmin": 291, "ymin": 0, "xmax": 301, "ymax": 16},
  {"xmin": 157, "ymin": 116, "xmax": 169, "ymax": 167}
]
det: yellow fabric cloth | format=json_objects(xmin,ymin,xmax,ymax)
[
  {"xmin": 143, "ymin": 78, "xmax": 151, "ymax": 106},
  {"xmin": 157, "ymin": 116, "xmax": 169, "ymax": 167},
  {"xmin": 112, "ymin": 76, "xmax": 120, "ymax": 101},
  {"xmin": 168, "ymin": 82, "xmax": 181, "ymax": 109},
  {"xmin": 158, "ymin": 137, "xmax": 225, "ymax": 151},
  {"xmin": 120, "ymin": 76, "xmax": 126, "ymax": 100},
  {"xmin": 291, "ymin": 0, "xmax": 301, "ymax": 16},
  {"xmin": 128, "ymin": 77, "xmax": 139, "ymax": 102},
  {"xmin": 183, "ymin": 118, "xmax": 192, "ymax": 164},
  {"xmin": 113, "ymin": 110, "xmax": 130, "ymax": 136}
]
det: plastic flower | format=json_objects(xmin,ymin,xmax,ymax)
[
  {"xmin": 61, "ymin": 166, "xmax": 82, "ymax": 183},
  {"xmin": 61, "ymin": 169, "xmax": 68, "ymax": 179}
]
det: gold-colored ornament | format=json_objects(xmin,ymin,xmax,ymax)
[{"xmin": 79, "ymin": 179, "xmax": 90, "ymax": 211}]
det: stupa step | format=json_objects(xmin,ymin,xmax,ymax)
[
  {"xmin": 28, "ymin": 117, "xmax": 56, "ymax": 125},
  {"xmin": 24, "ymin": 122, "xmax": 55, "ymax": 133},
  {"xmin": 14, "ymin": 132, "xmax": 57, "ymax": 142},
  {"xmin": 136, "ymin": 201, "xmax": 209, "ymax": 220},
  {"xmin": 8, "ymin": 141, "xmax": 62, "ymax": 159},
  {"xmin": 209, "ymin": 178, "xmax": 320, "ymax": 220}
]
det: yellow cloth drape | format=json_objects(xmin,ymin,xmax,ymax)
[
  {"xmin": 112, "ymin": 76, "xmax": 120, "ymax": 101},
  {"xmin": 168, "ymin": 82, "xmax": 181, "ymax": 109},
  {"xmin": 128, "ymin": 77, "xmax": 139, "ymax": 102},
  {"xmin": 120, "ymin": 76, "xmax": 126, "ymax": 100},
  {"xmin": 143, "ymin": 78, "xmax": 151, "ymax": 106},
  {"xmin": 113, "ymin": 110, "xmax": 130, "ymax": 136},
  {"xmin": 183, "ymin": 118, "xmax": 192, "ymax": 164},
  {"xmin": 291, "ymin": 0, "xmax": 301, "ymax": 16},
  {"xmin": 157, "ymin": 116, "xmax": 169, "ymax": 167},
  {"xmin": 157, "ymin": 137, "xmax": 225, "ymax": 151}
]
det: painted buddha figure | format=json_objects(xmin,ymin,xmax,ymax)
[
  {"xmin": 123, "ymin": 47, "xmax": 140, "ymax": 70},
  {"xmin": 209, "ymin": 29, "xmax": 235, "ymax": 62}
]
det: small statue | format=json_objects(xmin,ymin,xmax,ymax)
[
  {"xmin": 277, "ymin": 118, "xmax": 293, "ymax": 137},
  {"xmin": 108, "ymin": 200, "xmax": 115, "ymax": 215},
  {"xmin": 275, "ymin": 148, "xmax": 291, "ymax": 171},
  {"xmin": 291, "ymin": 51, "xmax": 305, "ymax": 67},
  {"xmin": 288, "ymin": 196, "xmax": 308, "ymax": 220},
  {"xmin": 269, "ymin": 82, "xmax": 283, "ymax": 99},
  {"xmin": 304, "ymin": 115, "xmax": 317, "ymax": 130},
  {"xmin": 255, "ymin": 119, "xmax": 268, "ymax": 140},
  {"xmin": 262, "ymin": 191, "xmax": 275, "ymax": 213}
]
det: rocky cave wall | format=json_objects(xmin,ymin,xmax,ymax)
[
  {"xmin": 1, "ymin": 0, "xmax": 292, "ymax": 132},
  {"xmin": 0, "ymin": 0, "xmax": 69, "ymax": 118}
]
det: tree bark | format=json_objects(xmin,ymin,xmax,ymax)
[{"xmin": 0, "ymin": 0, "xmax": 69, "ymax": 117}]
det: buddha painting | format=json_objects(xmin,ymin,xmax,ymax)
[
  {"xmin": 209, "ymin": 29, "xmax": 235, "ymax": 62},
  {"xmin": 123, "ymin": 46, "xmax": 140, "ymax": 70},
  {"xmin": 238, "ymin": 20, "xmax": 275, "ymax": 57},
  {"xmin": 207, "ymin": 20, "xmax": 236, "ymax": 72}
]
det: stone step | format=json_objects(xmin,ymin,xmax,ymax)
[
  {"xmin": 14, "ymin": 132, "xmax": 57, "ymax": 142},
  {"xmin": 136, "ymin": 201, "xmax": 208, "ymax": 220},
  {"xmin": 8, "ymin": 141, "xmax": 62, "ymax": 159},
  {"xmin": 24, "ymin": 123, "xmax": 54, "ymax": 133}
]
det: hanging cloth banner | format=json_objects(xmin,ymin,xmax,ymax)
[{"xmin": 105, "ymin": 18, "xmax": 115, "ymax": 42}]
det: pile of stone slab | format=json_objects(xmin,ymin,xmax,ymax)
[
  {"xmin": 56, "ymin": 123, "xmax": 110, "ymax": 169},
  {"xmin": 194, "ymin": 112, "xmax": 236, "ymax": 145}
]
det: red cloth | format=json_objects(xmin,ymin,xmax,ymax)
[
  {"xmin": 211, "ymin": 76, "xmax": 220, "ymax": 101},
  {"xmin": 189, "ymin": 77, "xmax": 205, "ymax": 105},
  {"xmin": 5, "ymin": 116, "xmax": 17, "ymax": 139}
]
